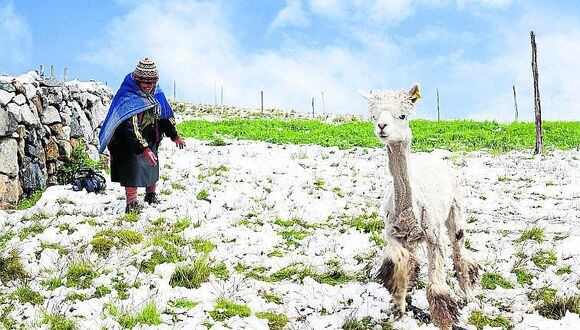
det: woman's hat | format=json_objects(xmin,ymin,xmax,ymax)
[{"xmin": 133, "ymin": 58, "xmax": 159, "ymax": 82}]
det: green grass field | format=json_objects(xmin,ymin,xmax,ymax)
[{"xmin": 177, "ymin": 119, "xmax": 580, "ymax": 152}]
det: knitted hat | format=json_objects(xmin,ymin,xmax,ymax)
[{"xmin": 132, "ymin": 58, "xmax": 159, "ymax": 82}]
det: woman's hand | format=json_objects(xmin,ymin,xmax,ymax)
[
  {"xmin": 173, "ymin": 136, "xmax": 186, "ymax": 149},
  {"xmin": 142, "ymin": 148, "xmax": 158, "ymax": 166}
]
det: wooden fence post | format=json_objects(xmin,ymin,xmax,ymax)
[
  {"xmin": 531, "ymin": 31, "xmax": 543, "ymax": 155},
  {"xmin": 260, "ymin": 91, "xmax": 264, "ymax": 113},
  {"xmin": 321, "ymin": 91, "xmax": 326, "ymax": 115},
  {"xmin": 173, "ymin": 81, "xmax": 176, "ymax": 102},
  {"xmin": 220, "ymin": 86, "xmax": 223, "ymax": 106},
  {"xmin": 512, "ymin": 85, "xmax": 518, "ymax": 122},
  {"xmin": 63, "ymin": 68, "xmax": 67, "ymax": 81},
  {"xmin": 39, "ymin": 64, "xmax": 44, "ymax": 77},
  {"xmin": 50, "ymin": 65, "xmax": 54, "ymax": 77},
  {"xmin": 436, "ymin": 88, "xmax": 440, "ymax": 122},
  {"xmin": 311, "ymin": 97, "xmax": 315, "ymax": 118}
]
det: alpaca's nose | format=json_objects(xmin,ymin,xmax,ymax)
[{"xmin": 378, "ymin": 123, "xmax": 387, "ymax": 130}]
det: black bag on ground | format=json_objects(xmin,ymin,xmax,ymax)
[{"xmin": 72, "ymin": 167, "xmax": 106, "ymax": 193}]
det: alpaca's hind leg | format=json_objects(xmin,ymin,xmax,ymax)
[
  {"xmin": 445, "ymin": 201, "xmax": 480, "ymax": 301},
  {"xmin": 376, "ymin": 238, "xmax": 412, "ymax": 319}
]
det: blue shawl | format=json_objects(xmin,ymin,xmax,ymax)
[{"xmin": 98, "ymin": 73, "xmax": 174, "ymax": 153}]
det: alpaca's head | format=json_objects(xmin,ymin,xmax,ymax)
[{"xmin": 359, "ymin": 84, "xmax": 421, "ymax": 145}]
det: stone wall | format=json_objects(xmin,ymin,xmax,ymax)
[{"xmin": 0, "ymin": 71, "xmax": 113, "ymax": 209}]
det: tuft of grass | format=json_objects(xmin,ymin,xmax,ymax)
[
  {"xmin": 41, "ymin": 278, "xmax": 63, "ymax": 290},
  {"xmin": 531, "ymin": 249, "xmax": 557, "ymax": 269},
  {"xmin": 556, "ymin": 265, "xmax": 572, "ymax": 275},
  {"xmin": 269, "ymin": 264, "xmax": 315, "ymax": 283},
  {"xmin": 342, "ymin": 316, "xmax": 394, "ymax": 330},
  {"xmin": 196, "ymin": 189, "xmax": 209, "ymax": 200},
  {"xmin": 42, "ymin": 311, "xmax": 78, "ymax": 330},
  {"xmin": 120, "ymin": 212, "xmax": 139, "ymax": 223},
  {"xmin": 65, "ymin": 292, "xmax": 87, "ymax": 302},
  {"xmin": 106, "ymin": 302, "xmax": 161, "ymax": 328},
  {"xmin": 171, "ymin": 182, "xmax": 185, "ymax": 190},
  {"xmin": 255, "ymin": 312, "xmax": 288, "ymax": 330},
  {"xmin": 208, "ymin": 136, "xmax": 229, "ymax": 146},
  {"xmin": 16, "ymin": 189, "xmax": 44, "ymax": 210},
  {"xmin": 511, "ymin": 268, "xmax": 534, "ymax": 286},
  {"xmin": 344, "ymin": 212, "xmax": 383, "ymax": 233},
  {"xmin": 212, "ymin": 263, "xmax": 230, "ymax": 280},
  {"xmin": 93, "ymin": 285, "xmax": 111, "ymax": 298},
  {"xmin": 0, "ymin": 250, "xmax": 28, "ymax": 283},
  {"xmin": 91, "ymin": 229, "xmax": 143, "ymax": 256},
  {"xmin": 169, "ymin": 257, "xmax": 212, "ymax": 289},
  {"xmin": 65, "ymin": 261, "xmax": 97, "ymax": 289},
  {"xmin": 537, "ymin": 295, "xmax": 580, "ymax": 320},
  {"xmin": 209, "ymin": 298, "xmax": 251, "ymax": 321},
  {"xmin": 528, "ymin": 287, "xmax": 580, "ymax": 320},
  {"xmin": 140, "ymin": 233, "xmax": 186, "ymax": 273},
  {"xmin": 18, "ymin": 221, "xmax": 46, "ymax": 240},
  {"xmin": 369, "ymin": 234, "xmax": 387, "ymax": 247},
  {"xmin": 260, "ymin": 292, "xmax": 282, "ymax": 305},
  {"xmin": 277, "ymin": 228, "xmax": 309, "ymax": 248},
  {"xmin": 191, "ymin": 238, "xmax": 216, "ymax": 253},
  {"xmin": 468, "ymin": 311, "xmax": 511, "ymax": 330},
  {"xmin": 169, "ymin": 298, "xmax": 198, "ymax": 310},
  {"xmin": 14, "ymin": 286, "xmax": 44, "ymax": 305},
  {"xmin": 481, "ymin": 272, "xmax": 514, "ymax": 290},
  {"xmin": 173, "ymin": 218, "xmax": 191, "ymax": 233},
  {"xmin": 135, "ymin": 303, "xmax": 161, "ymax": 326},
  {"xmin": 516, "ymin": 227, "xmax": 544, "ymax": 243}
]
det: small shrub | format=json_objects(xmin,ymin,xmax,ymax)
[
  {"xmin": 90, "ymin": 237, "xmax": 115, "ymax": 256},
  {"xmin": 468, "ymin": 311, "xmax": 511, "ymax": 330},
  {"xmin": 57, "ymin": 140, "xmax": 103, "ymax": 185},
  {"xmin": 481, "ymin": 272, "xmax": 513, "ymax": 290},
  {"xmin": 169, "ymin": 257, "xmax": 212, "ymax": 289},
  {"xmin": 516, "ymin": 227, "xmax": 544, "ymax": 243},
  {"xmin": 255, "ymin": 312, "xmax": 288, "ymax": 330},
  {"xmin": 14, "ymin": 286, "xmax": 44, "ymax": 305},
  {"xmin": 209, "ymin": 299, "xmax": 251, "ymax": 321}
]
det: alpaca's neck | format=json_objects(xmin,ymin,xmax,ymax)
[{"xmin": 387, "ymin": 141, "xmax": 413, "ymax": 216}]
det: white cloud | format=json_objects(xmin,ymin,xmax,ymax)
[
  {"xmin": 82, "ymin": 0, "xmax": 580, "ymax": 120},
  {"xmin": 271, "ymin": 0, "xmax": 310, "ymax": 30},
  {"xmin": 0, "ymin": 0, "xmax": 32, "ymax": 69},
  {"xmin": 456, "ymin": 0, "xmax": 517, "ymax": 9}
]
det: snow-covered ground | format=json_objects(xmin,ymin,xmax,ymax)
[{"xmin": 1, "ymin": 139, "xmax": 579, "ymax": 329}]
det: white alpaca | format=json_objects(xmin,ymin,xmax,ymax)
[{"xmin": 359, "ymin": 85, "xmax": 479, "ymax": 330}]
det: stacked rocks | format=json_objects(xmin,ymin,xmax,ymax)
[{"xmin": 0, "ymin": 71, "xmax": 113, "ymax": 209}]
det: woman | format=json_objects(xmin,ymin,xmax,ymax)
[{"xmin": 98, "ymin": 58, "xmax": 186, "ymax": 213}]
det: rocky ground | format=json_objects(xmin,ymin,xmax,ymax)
[{"xmin": 0, "ymin": 139, "xmax": 579, "ymax": 329}]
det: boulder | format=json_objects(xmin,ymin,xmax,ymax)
[
  {"xmin": 0, "ymin": 81, "xmax": 16, "ymax": 93},
  {"xmin": 0, "ymin": 173, "xmax": 20, "ymax": 209},
  {"xmin": 57, "ymin": 139, "xmax": 72, "ymax": 159},
  {"xmin": 11, "ymin": 79, "xmax": 26, "ymax": 95},
  {"xmin": 47, "ymin": 91, "xmax": 62, "ymax": 106},
  {"xmin": 21, "ymin": 103, "xmax": 40, "ymax": 126},
  {"xmin": 41, "ymin": 106, "xmax": 61, "ymax": 125},
  {"xmin": 0, "ymin": 105, "xmax": 19, "ymax": 136},
  {"xmin": 13, "ymin": 93, "xmax": 26, "ymax": 106},
  {"xmin": 0, "ymin": 138, "xmax": 18, "ymax": 177},
  {"xmin": 46, "ymin": 137, "xmax": 59, "ymax": 161},
  {"xmin": 31, "ymin": 95, "xmax": 43, "ymax": 115},
  {"xmin": 0, "ymin": 89, "xmax": 14, "ymax": 106},
  {"xmin": 20, "ymin": 160, "xmax": 45, "ymax": 194}
]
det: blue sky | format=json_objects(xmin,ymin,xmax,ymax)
[{"xmin": 1, "ymin": 0, "xmax": 579, "ymax": 121}]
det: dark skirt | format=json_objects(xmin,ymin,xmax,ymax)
[{"xmin": 110, "ymin": 145, "xmax": 159, "ymax": 187}]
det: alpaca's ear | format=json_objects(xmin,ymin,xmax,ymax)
[
  {"xmin": 408, "ymin": 83, "xmax": 421, "ymax": 103},
  {"xmin": 358, "ymin": 91, "xmax": 372, "ymax": 102}
]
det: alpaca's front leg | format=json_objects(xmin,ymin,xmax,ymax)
[
  {"xmin": 446, "ymin": 201, "xmax": 480, "ymax": 302},
  {"xmin": 377, "ymin": 238, "xmax": 412, "ymax": 319},
  {"xmin": 425, "ymin": 238, "xmax": 460, "ymax": 330}
]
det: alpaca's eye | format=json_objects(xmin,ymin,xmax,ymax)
[{"xmin": 399, "ymin": 115, "xmax": 406, "ymax": 120}]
